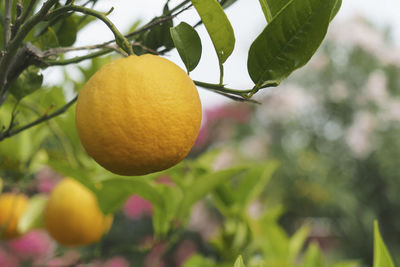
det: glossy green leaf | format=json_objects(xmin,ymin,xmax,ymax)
[
  {"xmin": 373, "ymin": 221, "xmax": 395, "ymax": 267},
  {"xmin": 170, "ymin": 22, "xmax": 202, "ymax": 72},
  {"xmin": 10, "ymin": 67, "xmax": 43, "ymax": 100},
  {"xmin": 177, "ymin": 166, "xmax": 247, "ymax": 219},
  {"xmin": 331, "ymin": 0, "xmax": 342, "ymax": 21},
  {"xmin": 302, "ymin": 243, "xmax": 324, "ymax": 267},
  {"xmin": 234, "ymin": 255, "xmax": 245, "ymax": 267},
  {"xmin": 18, "ymin": 195, "xmax": 48, "ymax": 234},
  {"xmin": 247, "ymin": 0, "xmax": 336, "ymax": 88},
  {"xmin": 191, "ymin": 0, "xmax": 235, "ymax": 63},
  {"xmin": 258, "ymin": 0, "xmax": 290, "ymax": 23}
]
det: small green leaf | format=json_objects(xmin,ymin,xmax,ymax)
[
  {"xmin": 289, "ymin": 224, "xmax": 310, "ymax": 261},
  {"xmin": 170, "ymin": 22, "xmax": 202, "ymax": 72},
  {"xmin": 247, "ymin": 0, "xmax": 336, "ymax": 88},
  {"xmin": 177, "ymin": 166, "xmax": 247, "ymax": 219},
  {"xmin": 234, "ymin": 255, "xmax": 245, "ymax": 267},
  {"xmin": 236, "ymin": 161, "xmax": 279, "ymax": 207},
  {"xmin": 302, "ymin": 243, "xmax": 324, "ymax": 267},
  {"xmin": 191, "ymin": 0, "xmax": 235, "ymax": 63},
  {"xmin": 10, "ymin": 67, "xmax": 43, "ymax": 100},
  {"xmin": 33, "ymin": 26, "xmax": 59, "ymax": 49},
  {"xmin": 18, "ymin": 195, "xmax": 48, "ymax": 234},
  {"xmin": 184, "ymin": 254, "xmax": 216, "ymax": 267},
  {"xmin": 56, "ymin": 15, "xmax": 78, "ymax": 46},
  {"xmin": 373, "ymin": 221, "xmax": 395, "ymax": 267},
  {"xmin": 95, "ymin": 177, "xmax": 165, "ymax": 214}
]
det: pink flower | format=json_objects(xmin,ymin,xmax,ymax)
[
  {"xmin": 6, "ymin": 230, "xmax": 55, "ymax": 264},
  {"xmin": 174, "ymin": 239, "xmax": 197, "ymax": 267},
  {"xmin": 144, "ymin": 242, "xmax": 166, "ymax": 267},
  {"xmin": 0, "ymin": 249, "xmax": 19, "ymax": 267},
  {"xmin": 104, "ymin": 256, "xmax": 130, "ymax": 267},
  {"xmin": 123, "ymin": 195, "xmax": 153, "ymax": 220},
  {"xmin": 156, "ymin": 175, "xmax": 174, "ymax": 187},
  {"xmin": 35, "ymin": 167, "xmax": 62, "ymax": 193}
]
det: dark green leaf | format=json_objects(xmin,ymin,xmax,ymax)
[
  {"xmin": 331, "ymin": 0, "xmax": 342, "ymax": 21},
  {"xmin": 33, "ymin": 26, "xmax": 59, "ymax": 49},
  {"xmin": 259, "ymin": 0, "xmax": 291, "ymax": 23},
  {"xmin": 170, "ymin": 22, "xmax": 202, "ymax": 72},
  {"xmin": 373, "ymin": 221, "xmax": 395, "ymax": 267},
  {"xmin": 10, "ymin": 67, "xmax": 43, "ymax": 100},
  {"xmin": 56, "ymin": 15, "xmax": 78, "ymax": 46},
  {"xmin": 191, "ymin": 0, "xmax": 235, "ymax": 63},
  {"xmin": 247, "ymin": 0, "xmax": 336, "ymax": 87}
]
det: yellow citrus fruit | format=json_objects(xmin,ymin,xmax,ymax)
[
  {"xmin": 75, "ymin": 54, "xmax": 202, "ymax": 176},
  {"xmin": 44, "ymin": 178, "xmax": 113, "ymax": 247},
  {"xmin": 0, "ymin": 193, "xmax": 28, "ymax": 239}
]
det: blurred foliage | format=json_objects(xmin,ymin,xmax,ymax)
[{"xmin": 197, "ymin": 17, "xmax": 400, "ymax": 266}]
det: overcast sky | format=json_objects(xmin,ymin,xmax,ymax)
[{"xmin": 69, "ymin": 0, "xmax": 400, "ymax": 108}]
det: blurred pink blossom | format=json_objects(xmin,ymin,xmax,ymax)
[
  {"xmin": 123, "ymin": 195, "xmax": 153, "ymax": 220},
  {"xmin": 144, "ymin": 242, "xmax": 166, "ymax": 267},
  {"xmin": 35, "ymin": 167, "xmax": 62, "ymax": 193},
  {"xmin": 103, "ymin": 256, "xmax": 130, "ymax": 267},
  {"xmin": 6, "ymin": 230, "xmax": 55, "ymax": 264},
  {"xmin": 0, "ymin": 249, "xmax": 19, "ymax": 267},
  {"xmin": 174, "ymin": 239, "xmax": 197, "ymax": 267},
  {"xmin": 156, "ymin": 175, "xmax": 174, "ymax": 187},
  {"xmin": 47, "ymin": 250, "xmax": 80, "ymax": 267}
]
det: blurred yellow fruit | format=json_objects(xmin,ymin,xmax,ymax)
[
  {"xmin": 0, "ymin": 193, "xmax": 28, "ymax": 239},
  {"xmin": 75, "ymin": 54, "xmax": 202, "ymax": 176},
  {"xmin": 44, "ymin": 178, "xmax": 112, "ymax": 246}
]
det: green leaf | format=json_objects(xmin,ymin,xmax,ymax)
[
  {"xmin": 258, "ymin": 0, "xmax": 291, "ymax": 23},
  {"xmin": 170, "ymin": 22, "xmax": 202, "ymax": 72},
  {"xmin": 234, "ymin": 255, "xmax": 245, "ymax": 267},
  {"xmin": 18, "ymin": 194, "xmax": 48, "ymax": 234},
  {"xmin": 331, "ymin": 0, "xmax": 342, "ymax": 21},
  {"xmin": 236, "ymin": 161, "xmax": 279, "ymax": 207},
  {"xmin": 191, "ymin": 0, "xmax": 235, "ymax": 63},
  {"xmin": 10, "ymin": 67, "xmax": 43, "ymax": 100},
  {"xmin": 184, "ymin": 254, "xmax": 216, "ymax": 267},
  {"xmin": 289, "ymin": 224, "xmax": 310, "ymax": 261},
  {"xmin": 33, "ymin": 26, "xmax": 59, "ymax": 49},
  {"xmin": 56, "ymin": 15, "xmax": 78, "ymax": 46},
  {"xmin": 373, "ymin": 221, "xmax": 395, "ymax": 267},
  {"xmin": 94, "ymin": 177, "xmax": 165, "ymax": 214},
  {"xmin": 247, "ymin": 0, "xmax": 336, "ymax": 87},
  {"xmin": 177, "ymin": 166, "xmax": 247, "ymax": 219},
  {"xmin": 302, "ymin": 243, "xmax": 324, "ymax": 267}
]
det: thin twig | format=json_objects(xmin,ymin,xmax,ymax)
[
  {"xmin": 0, "ymin": 95, "xmax": 78, "ymax": 142},
  {"xmin": 46, "ymin": 5, "xmax": 133, "ymax": 55}
]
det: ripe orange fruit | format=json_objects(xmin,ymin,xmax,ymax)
[
  {"xmin": 75, "ymin": 54, "xmax": 202, "ymax": 176},
  {"xmin": 44, "ymin": 178, "xmax": 112, "ymax": 247},
  {"xmin": 0, "ymin": 193, "xmax": 28, "ymax": 239}
]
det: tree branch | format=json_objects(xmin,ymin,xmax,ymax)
[
  {"xmin": 0, "ymin": 95, "xmax": 78, "ymax": 141},
  {"xmin": 3, "ymin": 0, "xmax": 12, "ymax": 47},
  {"xmin": 0, "ymin": 0, "xmax": 59, "ymax": 103}
]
